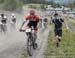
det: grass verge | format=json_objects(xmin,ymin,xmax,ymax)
[
  {"xmin": 68, "ymin": 18, "xmax": 75, "ymax": 27},
  {"xmin": 20, "ymin": 52, "xmax": 28, "ymax": 58},
  {"xmin": 25, "ymin": 3, "xmax": 46, "ymax": 10},
  {"xmin": 45, "ymin": 25, "xmax": 75, "ymax": 58}
]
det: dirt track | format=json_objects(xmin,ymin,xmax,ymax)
[{"xmin": 0, "ymin": 9, "xmax": 50, "ymax": 58}]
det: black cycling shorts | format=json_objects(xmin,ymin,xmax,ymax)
[
  {"xmin": 2, "ymin": 20, "xmax": 7, "ymax": 24},
  {"xmin": 27, "ymin": 21, "xmax": 37, "ymax": 29},
  {"xmin": 54, "ymin": 29, "xmax": 62, "ymax": 37},
  {"xmin": 12, "ymin": 19, "xmax": 16, "ymax": 23}
]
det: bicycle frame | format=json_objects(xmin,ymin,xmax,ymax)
[{"xmin": 25, "ymin": 26, "xmax": 35, "ymax": 56}]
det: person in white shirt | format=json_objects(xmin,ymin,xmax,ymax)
[
  {"xmin": 10, "ymin": 13, "xmax": 16, "ymax": 31},
  {"xmin": 0, "ymin": 13, "xmax": 7, "ymax": 24},
  {"xmin": 10, "ymin": 13, "xmax": 16, "ymax": 24}
]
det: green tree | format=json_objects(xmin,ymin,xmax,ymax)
[
  {"xmin": 3, "ymin": 0, "xmax": 23, "ymax": 11},
  {"xmin": 0, "ymin": 0, "xmax": 4, "ymax": 3}
]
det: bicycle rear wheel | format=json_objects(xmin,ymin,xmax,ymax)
[
  {"xmin": 33, "ymin": 35, "xmax": 38, "ymax": 49},
  {"xmin": 27, "ymin": 36, "xmax": 34, "ymax": 56}
]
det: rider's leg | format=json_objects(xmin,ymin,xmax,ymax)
[
  {"xmin": 33, "ymin": 30, "xmax": 38, "ymax": 49},
  {"xmin": 55, "ymin": 35, "xmax": 59, "ymax": 47},
  {"xmin": 55, "ymin": 30, "xmax": 62, "ymax": 47},
  {"xmin": 55, "ymin": 30, "xmax": 60, "ymax": 47},
  {"xmin": 58, "ymin": 30, "xmax": 62, "ymax": 42},
  {"xmin": 2, "ymin": 24, "xmax": 7, "ymax": 33},
  {"xmin": 34, "ymin": 29, "xmax": 38, "ymax": 43},
  {"xmin": 56, "ymin": 35, "xmax": 59, "ymax": 42},
  {"xmin": 58, "ymin": 36, "xmax": 62, "ymax": 42}
]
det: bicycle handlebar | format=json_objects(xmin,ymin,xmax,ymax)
[{"xmin": 19, "ymin": 29, "xmax": 25, "ymax": 32}]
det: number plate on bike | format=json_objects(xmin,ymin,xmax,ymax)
[{"xmin": 26, "ymin": 28, "xmax": 31, "ymax": 32}]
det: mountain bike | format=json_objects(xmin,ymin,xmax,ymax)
[{"xmin": 20, "ymin": 26, "xmax": 38, "ymax": 56}]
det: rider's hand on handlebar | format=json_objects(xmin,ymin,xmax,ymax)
[
  {"xmin": 19, "ymin": 29, "xmax": 22, "ymax": 32},
  {"xmin": 19, "ymin": 29, "xmax": 25, "ymax": 32}
]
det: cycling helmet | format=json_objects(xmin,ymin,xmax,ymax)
[
  {"xmin": 43, "ymin": 18, "xmax": 48, "ymax": 22},
  {"xmin": 30, "ymin": 10, "xmax": 35, "ymax": 15},
  {"xmin": 54, "ymin": 13, "xmax": 58, "ymax": 17}
]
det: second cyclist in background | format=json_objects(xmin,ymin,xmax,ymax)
[
  {"xmin": 10, "ymin": 13, "xmax": 16, "ymax": 31},
  {"xmin": 0, "ymin": 13, "xmax": 7, "ymax": 33}
]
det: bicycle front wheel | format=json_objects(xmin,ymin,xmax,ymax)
[{"xmin": 27, "ymin": 36, "xmax": 34, "ymax": 56}]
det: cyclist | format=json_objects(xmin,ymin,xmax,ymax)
[
  {"xmin": 19, "ymin": 10, "xmax": 40, "ymax": 47},
  {"xmin": 0, "ymin": 13, "xmax": 7, "ymax": 32},
  {"xmin": 52, "ymin": 13, "xmax": 69, "ymax": 47},
  {"xmin": 1, "ymin": 14, "xmax": 7, "ymax": 24},
  {"xmin": 10, "ymin": 13, "xmax": 16, "ymax": 24},
  {"xmin": 10, "ymin": 13, "xmax": 16, "ymax": 30}
]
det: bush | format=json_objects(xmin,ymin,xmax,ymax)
[
  {"xmin": 28, "ymin": 4, "xmax": 46, "ymax": 10},
  {"xmin": 3, "ymin": 0, "xmax": 23, "ymax": 11},
  {"xmin": 0, "ymin": 0, "xmax": 4, "ymax": 3},
  {"xmin": 40, "ymin": 4, "xmax": 45, "ymax": 9},
  {"xmin": 28, "ymin": 4, "xmax": 37, "ymax": 9}
]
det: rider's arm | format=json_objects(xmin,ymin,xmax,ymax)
[
  {"xmin": 20, "ymin": 16, "xmax": 30, "ymax": 29},
  {"xmin": 60, "ymin": 18, "xmax": 69, "ymax": 29},
  {"xmin": 20, "ymin": 21, "xmax": 26, "ymax": 29},
  {"xmin": 61, "ymin": 17, "xmax": 69, "ymax": 30},
  {"xmin": 64, "ymin": 20, "xmax": 69, "ymax": 30},
  {"xmin": 62, "ymin": 15, "xmax": 69, "ymax": 30}
]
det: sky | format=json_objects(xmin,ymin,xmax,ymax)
[
  {"xmin": 54, "ymin": 0, "xmax": 74, "ymax": 3},
  {"xmin": 46, "ymin": 0, "xmax": 74, "ymax": 4}
]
